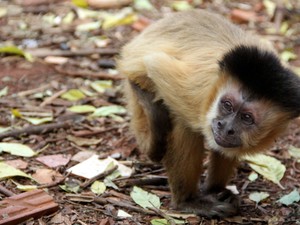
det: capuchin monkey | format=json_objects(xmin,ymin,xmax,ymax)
[{"xmin": 118, "ymin": 10, "xmax": 300, "ymax": 218}]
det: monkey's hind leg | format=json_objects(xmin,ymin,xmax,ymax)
[
  {"xmin": 164, "ymin": 122, "xmax": 238, "ymax": 218},
  {"xmin": 125, "ymin": 80, "xmax": 172, "ymax": 162}
]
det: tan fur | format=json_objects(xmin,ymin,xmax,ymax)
[{"xmin": 118, "ymin": 10, "xmax": 293, "ymax": 217}]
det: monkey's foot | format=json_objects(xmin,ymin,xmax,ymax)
[{"xmin": 176, "ymin": 193, "xmax": 239, "ymax": 218}]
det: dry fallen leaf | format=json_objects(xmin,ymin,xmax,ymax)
[
  {"xmin": 36, "ymin": 154, "xmax": 72, "ymax": 168},
  {"xmin": 32, "ymin": 168, "xmax": 64, "ymax": 184},
  {"xmin": 6, "ymin": 159, "xmax": 28, "ymax": 169}
]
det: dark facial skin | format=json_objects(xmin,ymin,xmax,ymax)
[{"xmin": 212, "ymin": 94, "xmax": 256, "ymax": 148}]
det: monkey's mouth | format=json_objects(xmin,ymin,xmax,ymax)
[{"xmin": 212, "ymin": 131, "xmax": 240, "ymax": 148}]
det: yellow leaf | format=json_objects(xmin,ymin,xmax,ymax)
[
  {"xmin": 90, "ymin": 80, "xmax": 113, "ymax": 93},
  {"xmin": 11, "ymin": 109, "xmax": 22, "ymax": 118},
  {"xmin": 68, "ymin": 105, "xmax": 96, "ymax": 113},
  {"xmin": 0, "ymin": 46, "xmax": 33, "ymax": 62},
  {"xmin": 280, "ymin": 50, "xmax": 297, "ymax": 62},
  {"xmin": 0, "ymin": 162, "xmax": 32, "ymax": 180},
  {"xmin": 244, "ymin": 154, "xmax": 286, "ymax": 186},
  {"xmin": 61, "ymin": 89, "xmax": 86, "ymax": 101},
  {"xmin": 91, "ymin": 181, "xmax": 106, "ymax": 195},
  {"xmin": 0, "ymin": 142, "xmax": 37, "ymax": 157},
  {"xmin": 263, "ymin": 0, "xmax": 276, "ymax": 17},
  {"xmin": 23, "ymin": 117, "xmax": 53, "ymax": 125},
  {"xmin": 172, "ymin": 1, "xmax": 193, "ymax": 11},
  {"xmin": 72, "ymin": 0, "xmax": 88, "ymax": 8},
  {"xmin": 102, "ymin": 9, "xmax": 137, "ymax": 30}
]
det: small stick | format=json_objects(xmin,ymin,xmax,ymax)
[
  {"xmin": 71, "ymin": 127, "xmax": 118, "ymax": 137},
  {"xmin": 0, "ymin": 184, "xmax": 15, "ymax": 197},
  {"xmin": 150, "ymin": 206, "xmax": 176, "ymax": 225},
  {"xmin": 27, "ymin": 48, "xmax": 119, "ymax": 57},
  {"xmin": 116, "ymin": 176, "xmax": 168, "ymax": 187},
  {"xmin": 55, "ymin": 66, "xmax": 123, "ymax": 80},
  {"xmin": 17, "ymin": 84, "xmax": 52, "ymax": 97},
  {"xmin": 0, "ymin": 121, "xmax": 72, "ymax": 140},
  {"xmin": 40, "ymin": 89, "xmax": 67, "ymax": 107},
  {"xmin": 80, "ymin": 165, "xmax": 118, "ymax": 189},
  {"xmin": 94, "ymin": 197, "xmax": 156, "ymax": 215}
]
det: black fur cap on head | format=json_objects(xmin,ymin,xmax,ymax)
[{"xmin": 219, "ymin": 45, "xmax": 300, "ymax": 116}]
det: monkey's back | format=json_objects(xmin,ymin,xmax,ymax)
[{"xmin": 118, "ymin": 9, "xmax": 270, "ymax": 92}]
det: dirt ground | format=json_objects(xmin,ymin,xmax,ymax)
[{"xmin": 0, "ymin": 0, "xmax": 300, "ymax": 224}]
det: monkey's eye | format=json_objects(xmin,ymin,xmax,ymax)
[
  {"xmin": 222, "ymin": 101, "xmax": 233, "ymax": 112},
  {"xmin": 241, "ymin": 113, "xmax": 254, "ymax": 125}
]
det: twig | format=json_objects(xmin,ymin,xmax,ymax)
[
  {"xmin": 67, "ymin": 193, "xmax": 156, "ymax": 215},
  {"xmin": 27, "ymin": 48, "xmax": 119, "ymax": 57},
  {"xmin": 16, "ymin": 83, "xmax": 52, "ymax": 97},
  {"xmin": 150, "ymin": 206, "xmax": 176, "ymax": 225},
  {"xmin": 71, "ymin": 127, "xmax": 118, "ymax": 137},
  {"xmin": 40, "ymin": 89, "xmax": 67, "ymax": 107},
  {"xmin": 292, "ymin": 160, "xmax": 300, "ymax": 173},
  {"xmin": 0, "ymin": 120, "xmax": 72, "ymax": 140},
  {"xmin": 116, "ymin": 176, "xmax": 168, "ymax": 187},
  {"xmin": 0, "ymin": 184, "xmax": 15, "ymax": 197},
  {"xmin": 80, "ymin": 165, "xmax": 118, "ymax": 189},
  {"xmin": 94, "ymin": 197, "xmax": 156, "ymax": 215},
  {"xmin": 54, "ymin": 66, "xmax": 123, "ymax": 80}
]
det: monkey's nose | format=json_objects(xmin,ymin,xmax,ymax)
[{"xmin": 227, "ymin": 129, "xmax": 235, "ymax": 136}]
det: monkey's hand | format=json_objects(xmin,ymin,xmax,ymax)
[{"xmin": 177, "ymin": 192, "xmax": 239, "ymax": 218}]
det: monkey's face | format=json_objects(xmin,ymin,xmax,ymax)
[
  {"xmin": 211, "ymin": 93, "xmax": 255, "ymax": 148},
  {"xmin": 205, "ymin": 79, "xmax": 289, "ymax": 157}
]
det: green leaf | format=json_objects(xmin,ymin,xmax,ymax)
[
  {"xmin": 249, "ymin": 192, "xmax": 270, "ymax": 204},
  {"xmin": 130, "ymin": 186, "xmax": 161, "ymax": 209},
  {"xmin": 151, "ymin": 219, "xmax": 169, "ymax": 225},
  {"xmin": 60, "ymin": 181, "xmax": 80, "ymax": 193},
  {"xmin": 23, "ymin": 117, "xmax": 53, "ymax": 125},
  {"xmin": 151, "ymin": 218, "xmax": 185, "ymax": 225},
  {"xmin": 72, "ymin": 0, "xmax": 88, "ymax": 8},
  {"xmin": 91, "ymin": 181, "xmax": 106, "ymax": 195},
  {"xmin": 90, "ymin": 80, "xmax": 113, "ymax": 94},
  {"xmin": 0, "ymin": 142, "xmax": 37, "ymax": 157},
  {"xmin": 91, "ymin": 105, "xmax": 126, "ymax": 117},
  {"xmin": 248, "ymin": 172, "xmax": 258, "ymax": 182},
  {"xmin": 68, "ymin": 105, "xmax": 96, "ymax": 113},
  {"xmin": 0, "ymin": 46, "xmax": 33, "ymax": 62},
  {"xmin": 61, "ymin": 89, "xmax": 86, "ymax": 101},
  {"xmin": 288, "ymin": 146, "xmax": 300, "ymax": 159},
  {"xmin": 0, "ymin": 162, "xmax": 32, "ymax": 180},
  {"xmin": 278, "ymin": 189, "xmax": 300, "ymax": 206},
  {"xmin": 244, "ymin": 154, "xmax": 286, "ymax": 186}
]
